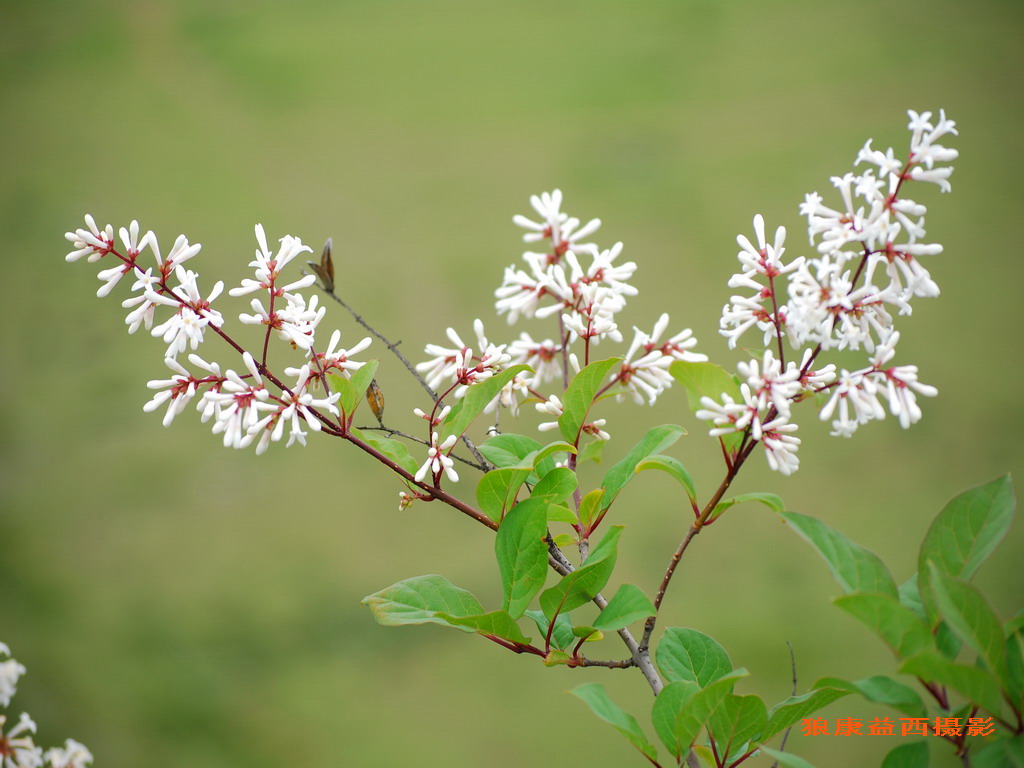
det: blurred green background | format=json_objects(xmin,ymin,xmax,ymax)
[{"xmin": 2, "ymin": 1, "xmax": 1022, "ymax": 766}]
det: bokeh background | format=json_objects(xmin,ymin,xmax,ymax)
[{"xmin": 2, "ymin": 1, "xmax": 1022, "ymax": 766}]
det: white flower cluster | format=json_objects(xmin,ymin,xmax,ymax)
[
  {"xmin": 706, "ymin": 110, "xmax": 956, "ymax": 473},
  {"xmin": 0, "ymin": 642, "xmax": 93, "ymax": 768},
  {"xmin": 415, "ymin": 190, "xmax": 707, "ymax": 464},
  {"xmin": 64, "ymin": 220, "xmax": 372, "ymax": 453}
]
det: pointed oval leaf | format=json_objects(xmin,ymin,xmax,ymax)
[
  {"xmin": 652, "ymin": 680, "xmax": 699, "ymax": 758},
  {"xmin": 443, "ymin": 364, "xmax": 531, "ymax": 439},
  {"xmin": 495, "ymin": 498, "xmax": 550, "ymax": 619},
  {"xmin": 524, "ymin": 609, "xmax": 575, "ymax": 651},
  {"xmin": 558, "ymin": 358, "xmax": 621, "ymax": 444},
  {"xmin": 579, "ymin": 488, "xmax": 606, "ymax": 530},
  {"xmin": 477, "ymin": 466, "xmax": 533, "ymax": 518},
  {"xmin": 814, "ymin": 675, "xmax": 926, "ymax": 717},
  {"xmin": 635, "ymin": 454, "xmax": 697, "ymax": 504},
  {"xmin": 530, "ymin": 466, "xmax": 578, "ymax": 506},
  {"xmin": 352, "ymin": 427, "xmax": 419, "ymax": 474},
  {"xmin": 570, "ymin": 683, "xmax": 659, "ymax": 762},
  {"xmin": 710, "ymin": 492, "xmax": 784, "ymax": 522},
  {"xmin": 918, "ymin": 475, "xmax": 1015, "ymax": 622},
  {"xmin": 478, "ymin": 433, "xmax": 543, "ymax": 468},
  {"xmin": 927, "ymin": 563, "xmax": 1008, "ymax": 682},
  {"xmin": 757, "ymin": 748, "xmax": 819, "ymax": 768},
  {"xmin": 782, "ymin": 511, "xmax": 898, "ymax": 597},
  {"xmin": 539, "ymin": 526, "xmax": 622, "ymax": 621},
  {"xmin": 708, "ymin": 694, "xmax": 767, "ymax": 761},
  {"xmin": 593, "ymin": 583, "xmax": 656, "ymax": 632},
  {"xmin": 762, "ymin": 687, "xmax": 850, "ymax": 742},
  {"xmin": 578, "ymin": 439, "xmax": 606, "ymax": 465},
  {"xmin": 438, "ymin": 610, "xmax": 532, "ymax": 645},
  {"xmin": 899, "ymin": 650, "xmax": 1004, "ymax": 716},
  {"xmin": 656, "ymin": 627, "xmax": 733, "ymax": 687},
  {"xmin": 362, "ymin": 574, "xmax": 483, "ymax": 629},
  {"xmin": 672, "ymin": 670, "xmax": 749, "ymax": 757},
  {"xmin": 833, "ymin": 592, "xmax": 935, "ymax": 659},
  {"xmin": 329, "ymin": 359, "xmax": 380, "ymax": 424},
  {"xmin": 600, "ymin": 425, "xmax": 687, "ymax": 510}
]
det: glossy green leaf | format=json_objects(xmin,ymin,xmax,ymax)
[
  {"xmin": 928, "ymin": 563, "xmax": 1008, "ymax": 681},
  {"xmin": 478, "ymin": 433, "xmax": 543, "ymax": 469},
  {"xmin": 635, "ymin": 454, "xmax": 697, "ymax": 504},
  {"xmin": 671, "ymin": 671, "xmax": 748, "ymax": 758},
  {"xmin": 899, "ymin": 650, "xmax": 1004, "ymax": 716},
  {"xmin": 762, "ymin": 687, "xmax": 850, "ymax": 741},
  {"xmin": 833, "ymin": 592, "xmax": 934, "ymax": 659},
  {"xmin": 351, "ymin": 427, "xmax": 419, "ymax": 475},
  {"xmin": 898, "ymin": 576, "xmax": 926, "ymax": 619},
  {"xmin": 579, "ymin": 488, "xmax": 606, "ymax": 530},
  {"xmin": 524, "ymin": 609, "xmax": 575, "ymax": 651},
  {"xmin": 918, "ymin": 475, "xmax": 1015, "ymax": 622},
  {"xmin": 782, "ymin": 512, "xmax": 898, "ymax": 597},
  {"xmin": 974, "ymin": 736, "xmax": 1024, "ymax": 768},
  {"xmin": 707, "ymin": 694, "xmax": 767, "ymax": 759},
  {"xmin": 814, "ymin": 675, "xmax": 926, "ymax": 717},
  {"xmin": 443, "ymin": 364, "xmax": 531, "ymax": 439},
  {"xmin": 652, "ymin": 680, "xmax": 699, "ymax": 758},
  {"xmin": 495, "ymin": 498, "xmax": 549, "ymax": 619},
  {"xmin": 571, "ymin": 683, "xmax": 659, "ymax": 762},
  {"xmin": 558, "ymin": 358, "xmax": 621, "ymax": 444},
  {"xmin": 328, "ymin": 358, "xmax": 380, "ymax": 424},
  {"xmin": 757, "ymin": 748, "xmax": 819, "ymax": 768},
  {"xmin": 656, "ymin": 627, "xmax": 733, "ymax": 687},
  {"xmin": 362, "ymin": 574, "xmax": 483, "ymax": 630},
  {"xmin": 670, "ymin": 360, "xmax": 744, "ymax": 452},
  {"xmin": 540, "ymin": 526, "xmax": 622, "ymax": 621},
  {"xmin": 477, "ymin": 466, "xmax": 532, "ymax": 518},
  {"xmin": 710, "ymin": 492, "xmax": 784, "ymax": 522},
  {"xmin": 530, "ymin": 466, "xmax": 578, "ymax": 506},
  {"xmin": 1006, "ymin": 615, "xmax": 1024, "ymax": 711},
  {"xmin": 439, "ymin": 610, "xmax": 532, "ymax": 644},
  {"xmin": 546, "ymin": 504, "xmax": 578, "ymax": 524},
  {"xmin": 593, "ymin": 584, "xmax": 656, "ymax": 632},
  {"xmin": 599, "ymin": 424, "xmax": 686, "ymax": 510},
  {"xmin": 880, "ymin": 741, "xmax": 929, "ymax": 768}
]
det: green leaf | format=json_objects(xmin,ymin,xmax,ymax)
[
  {"xmin": 478, "ymin": 433, "xmax": 542, "ymax": 468},
  {"xmin": 328, "ymin": 358, "xmax": 380, "ymax": 424},
  {"xmin": 651, "ymin": 680, "xmax": 699, "ymax": 758},
  {"xmin": 579, "ymin": 488, "xmax": 606, "ymax": 530},
  {"xmin": 975, "ymin": 736, "xmax": 1024, "ymax": 768},
  {"xmin": 540, "ymin": 526, "xmax": 622, "ymax": 621},
  {"xmin": 593, "ymin": 584, "xmax": 656, "ymax": 632},
  {"xmin": 918, "ymin": 475, "xmax": 1015, "ymax": 622},
  {"xmin": 880, "ymin": 741, "xmax": 929, "ymax": 768},
  {"xmin": 707, "ymin": 694, "xmax": 767, "ymax": 760},
  {"xmin": 899, "ymin": 650, "xmax": 1005, "ymax": 716},
  {"xmin": 833, "ymin": 593, "xmax": 934, "ymax": 658},
  {"xmin": 524, "ymin": 609, "xmax": 575, "ymax": 651},
  {"xmin": 670, "ymin": 360, "xmax": 744, "ymax": 452},
  {"xmin": 761, "ymin": 687, "xmax": 851, "ymax": 742},
  {"xmin": 710, "ymin": 492, "xmax": 784, "ymax": 522},
  {"xmin": 756, "ymin": 748, "xmax": 819, "ymax": 768},
  {"xmin": 530, "ymin": 466, "xmax": 578, "ymax": 506},
  {"xmin": 814, "ymin": 675, "xmax": 926, "ymax": 717},
  {"xmin": 1006, "ymin": 616, "xmax": 1024, "ymax": 712},
  {"xmin": 935, "ymin": 619, "xmax": 963, "ymax": 660},
  {"xmin": 443, "ymin": 364, "xmax": 531, "ymax": 439},
  {"xmin": 546, "ymin": 504, "xmax": 578, "ymax": 525},
  {"xmin": 495, "ymin": 498, "xmax": 549, "ymax": 619},
  {"xmin": 439, "ymin": 610, "xmax": 532, "ymax": 645},
  {"xmin": 578, "ymin": 439, "xmax": 605, "ymax": 465},
  {"xmin": 570, "ymin": 683, "xmax": 659, "ymax": 762},
  {"xmin": 362, "ymin": 574, "xmax": 483, "ymax": 630},
  {"xmin": 898, "ymin": 576, "xmax": 926, "ymax": 619},
  {"xmin": 927, "ymin": 563, "xmax": 1008, "ymax": 682},
  {"xmin": 672, "ymin": 671, "xmax": 748, "ymax": 757},
  {"xmin": 351, "ymin": 427, "xmax": 419, "ymax": 475},
  {"xmin": 476, "ymin": 466, "xmax": 532, "ymax": 518},
  {"xmin": 558, "ymin": 358, "xmax": 621, "ymax": 444},
  {"xmin": 635, "ymin": 454, "xmax": 697, "ymax": 504},
  {"xmin": 599, "ymin": 425, "xmax": 686, "ymax": 510},
  {"xmin": 656, "ymin": 627, "xmax": 733, "ymax": 687},
  {"xmin": 781, "ymin": 512, "xmax": 898, "ymax": 597}
]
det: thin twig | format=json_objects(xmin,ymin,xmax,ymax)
[
  {"xmin": 356, "ymin": 425, "xmax": 488, "ymax": 472},
  {"xmin": 311, "ymin": 277, "xmax": 491, "ymax": 470},
  {"xmin": 770, "ymin": 641, "xmax": 798, "ymax": 768}
]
